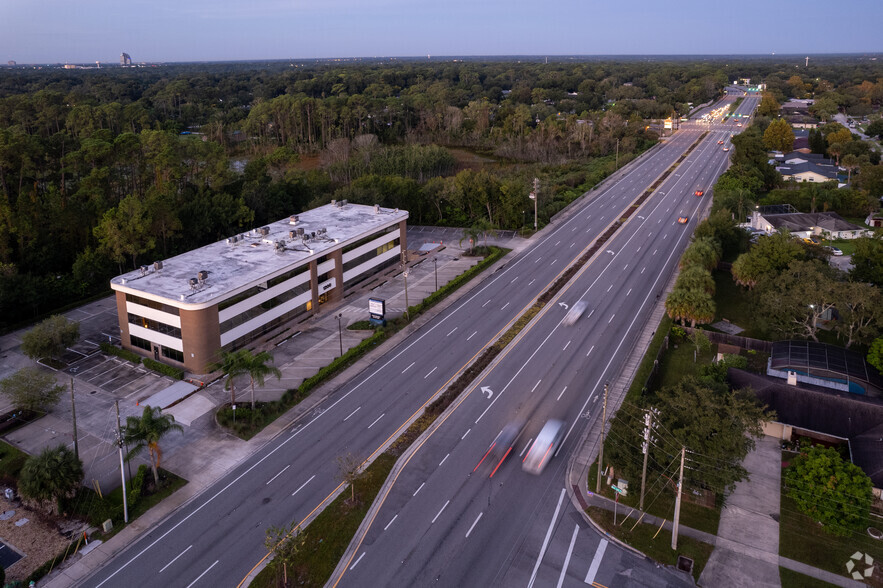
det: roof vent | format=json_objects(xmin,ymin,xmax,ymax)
[
  {"xmin": 140, "ymin": 265, "xmax": 149, "ymax": 276},
  {"xmin": 374, "ymin": 204, "xmax": 380, "ymax": 214},
  {"xmin": 289, "ymin": 230, "xmax": 296, "ymax": 239},
  {"xmin": 259, "ymin": 226, "xmax": 270, "ymax": 236},
  {"xmin": 197, "ymin": 270, "xmax": 208, "ymax": 284},
  {"xmin": 189, "ymin": 277, "xmax": 199, "ymax": 290},
  {"xmin": 274, "ymin": 241, "xmax": 285, "ymax": 253},
  {"xmin": 341, "ymin": 199, "xmax": 348, "ymax": 207},
  {"xmin": 153, "ymin": 261, "xmax": 163, "ymax": 272},
  {"xmin": 331, "ymin": 199, "xmax": 337, "ymax": 207},
  {"xmin": 289, "ymin": 215, "xmax": 299, "ymax": 225}
]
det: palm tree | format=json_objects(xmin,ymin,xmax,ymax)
[
  {"xmin": 243, "ymin": 350, "xmax": 282, "ymax": 410},
  {"xmin": 124, "ymin": 406, "xmax": 184, "ymax": 485},
  {"xmin": 841, "ymin": 154, "xmax": 860, "ymax": 184},
  {"xmin": 211, "ymin": 349, "xmax": 251, "ymax": 405},
  {"xmin": 459, "ymin": 224, "xmax": 483, "ymax": 255},
  {"xmin": 18, "ymin": 445, "xmax": 83, "ymax": 515}
]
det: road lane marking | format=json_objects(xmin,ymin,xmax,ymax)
[
  {"xmin": 266, "ymin": 465, "xmax": 290, "ymax": 485},
  {"xmin": 349, "ymin": 552, "xmax": 366, "ymax": 570},
  {"xmin": 627, "ymin": 288, "xmax": 632, "ymax": 297},
  {"xmin": 527, "ymin": 488, "xmax": 567, "ymax": 588},
  {"xmin": 531, "ymin": 380, "xmax": 542, "ymax": 393},
  {"xmin": 439, "ymin": 453, "xmax": 450, "ymax": 466},
  {"xmin": 551, "ymin": 258, "xmax": 558, "ymax": 265},
  {"xmin": 501, "ymin": 302, "xmax": 510, "ymax": 310},
  {"xmin": 570, "ymin": 243, "xmax": 575, "ymax": 248},
  {"xmin": 367, "ymin": 413, "xmax": 385, "ymax": 429},
  {"xmin": 461, "ymin": 428, "xmax": 471, "ymax": 440},
  {"xmin": 556, "ymin": 386, "xmax": 568, "ymax": 401},
  {"xmin": 467, "ymin": 331, "xmax": 477, "ymax": 341},
  {"xmin": 292, "ymin": 475, "xmax": 315, "ymax": 496},
  {"xmin": 424, "ymin": 366, "xmax": 438, "ymax": 379},
  {"xmin": 528, "ymin": 279, "xmax": 535, "ymax": 286},
  {"xmin": 384, "ymin": 514, "xmax": 398, "ymax": 531},
  {"xmin": 447, "ymin": 327, "xmax": 458, "ymax": 336},
  {"xmin": 584, "ymin": 539, "xmax": 608, "ymax": 584},
  {"xmin": 186, "ymin": 560, "xmax": 219, "ymax": 588},
  {"xmin": 159, "ymin": 545, "xmax": 192, "ymax": 573},
  {"xmin": 535, "ymin": 257, "xmax": 542, "ymax": 263},
  {"xmin": 413, "ymin": 482, "xmax": 425, "ymax": 496},
  {"xmin": 653, "ymin": 249, "xmax": 657, "ymax": 255},
  {"xmin": 554, "ymin": 240, "xmax": 561, "ymax": 246},
  {"xmin": 607, "ymin": 285, "xmax": 613, "ymax": 292},
  {"xmin": 402, "ymin": 362, "xmax": 415, "ymax": 373},
  {"xmin": 482, "ymin": 299, "xmax": 491, "ymax": 307},
  {"xmin": 608, "ymin": 314, "xmax": 615, "ymax": 324},
  {"xmin": 641, "ymin": 267, "xmax": 645, "ymax": 274},
  {"xmin": 431, "ymin": 500, "xmax": 450, "ymax": 523},
  {"xmin": 563, "ymin": 340, "xmax": 570, "ymax": 351},
  {"xmin": 556, "ymin": 524, "xmax": 580, "ymax": 588},
  {"xmin": 511, "ymin": 276, "xmax": 518, "ymax": 283},
  {"xmin": 465, "ymin": 512, "xmax": 484, "ymax": 538},
  {"xmin": 623, "ymin": 264, "xmax": 628, "ymax": 270},
  {"xmin": 586, "ymin": 345, "xmax": 594, "ymax": 357},
  {"xmin": 343, "ymin": 407, "xmax": 361, "ymax": 421},
  {"xmin": 519, "ymin": 438, "xmax": 533, "ymax": 457}
]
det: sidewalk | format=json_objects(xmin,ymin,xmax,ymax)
[{"xmin": 43, "ymin": 238, "xmax": 528, "ymax": 587}]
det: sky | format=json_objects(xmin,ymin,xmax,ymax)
[{"xmin": 2, "ymin": 0, "xmax": 882, "ymax": 64}]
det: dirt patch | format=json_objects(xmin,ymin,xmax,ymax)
[{"xmin": 0, "ymin": 497, "xmax": 78, "ymax": 581}]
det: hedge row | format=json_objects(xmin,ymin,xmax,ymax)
[
  {"xmin": 143, "ymin": 358, "xmax": 184, "ymax": 380},
  {"xmin": 99, "ymin": 342, "xmax": 142, "ymax": 364}
]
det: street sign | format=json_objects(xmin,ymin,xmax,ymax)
[{"xmin": 611, "ymin": 485, "xmax": 625, "ymax": 494}]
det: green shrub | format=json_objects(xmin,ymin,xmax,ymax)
[
  {"xmin": 100, "ymin": 342, "xmax": 142, "ymax": 364},
  {"xmin": 143, "ymin": 358, "xmax": 184, "ymax": 379}
]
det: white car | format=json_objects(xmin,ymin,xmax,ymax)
[
  {"xmin": 562, "ymin": 300, "xmax": 588, "ymax": 326},
  {"xmin": 522, "ymin": 420, "xmax": 565, "ymax": 475},
  {"xmin": 826, "ymin": 246, "xmax": 844, "ymax": 256}
]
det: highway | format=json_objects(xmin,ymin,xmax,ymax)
[
  {"xmin": 334, "ymin": 93, "xmax": 759, "ymax": 587},
  {"xmin": 82, "ymin": 91, "xmax": 754, "ymax": 588}
]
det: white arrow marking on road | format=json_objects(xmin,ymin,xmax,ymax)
[
  {"xmin": 606, "ymin": 250, "xmax": 615, "ymax": 255},
  {"xmin": 481, "ymin": 386, "xmax": 493, "ymax": 399},
  {"xmin": 558, "ymin": 302, "xmax": 569, "ymax": 310}
]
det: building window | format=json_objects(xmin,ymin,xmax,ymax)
[
  {"xmin": 128, "ymin": 313, "xmax": 182, "ymax": 339},
  {"xmin": 342, "ymin": 238, "xmax": 400, "ymax": 273},
  {"xmin": 126, "ymin": 294, "xmax": 180, "ymax": 316},
  {"xmin": 219, "ymin": 281, "xmax": 311, "ymax": 334},
  {"xmin": 161, "ymin": 347, "xmax": 184, "ymax": 363},
  {"xmin": 130, "ymin": 335, "xmax": 152, "ymax": 351},
  {"xmin": 342, "ymin": 225, "xmax": 397, "ymax": 254}
]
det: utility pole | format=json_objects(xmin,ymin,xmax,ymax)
[
  {"xmin": 403, "ymin": 269, "xmax": 410, "ymax": 321},
  {"xmin": 70, "ymin": 377, "xmax": 78, "ymax": 461},
  {"xmin": 595, "ymin": 383, "xmax": 609, "ymax": 494},
  {"xmin": 115, "ymin": 400, "xmax": 129, "ymax": 524},
  {"xmin": 639, "ymin": 409, "xmax": 653, "ymax": 511},
  {"xmin": 615, "ymin": 138, "xmax": 620, "ymax": 170},
  {"xmin": 671, "ymin": 446, "xmax": 686, "ymax": 550}
]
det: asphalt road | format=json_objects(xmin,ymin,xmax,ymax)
[
  {"xmin": 335, "ymin": 96, "xmax": 759, "ymax": 588},
  {"xmin": 82, "ymin": 93, "xmax": 754, "ymax": 588}
]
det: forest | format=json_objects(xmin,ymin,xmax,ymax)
[{"xmin": 0, "ymin": 56, "xmax": 881, "ymax": 330}]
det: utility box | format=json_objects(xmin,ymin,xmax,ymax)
[{"xmin": 102, "ymin": 519, "xmax": 113, "ymax": 533}]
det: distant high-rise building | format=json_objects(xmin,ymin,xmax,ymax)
[
  {"xmin": 7, "ymin": 60, "xmax": 15, "ymax": 66},
  {"xmin": 120, "ymin": 52, "xmax": 132, "ymax": 66}
]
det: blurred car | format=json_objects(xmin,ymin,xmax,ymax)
[
  {"xmin": 694, "ymin": 189, "xmax": 704, "ymax": 197},
  {"xmin": 475, "ymin": 421, "xmax": 524, "ymax": 477},
  {"xmin": 717, "ymin": 140, "xmax": 724, "ymax": 145},
  {"xmin": 522, "ymin": 420, "xmax": 565, "ymax": 475},
  {"xmin": 737, "ymin": 123, "xmax": 742, "ymax": 127},
  {"xmin": 562, "ymin": 300, "xmax": 588, "ymax": 326},
  {"xmin": 677, "ymin": 216, "xmax": 689, "ymax": 224},
  {"xmin": 723, "ymin": 147, "xmax": 730, "ymax": 151}
]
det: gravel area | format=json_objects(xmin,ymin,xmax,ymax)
[{"xmin": 0, "ymin": 497, "xmax": 77, "ymax": 581}]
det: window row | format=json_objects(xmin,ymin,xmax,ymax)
[
  {"xmin": 342, "ymin": 238, "xmax": 399, "ymax": 273},
  {"xmin": 128, "ymin": 313, "xmax": 182, "ymax": 339},
  {"xmin": 126, "ymin": 293, "xmax": 180, "ymax": 316},
  {"xmin": 219, "ymin": 281, "xmax": 311, "ymax": 334}
]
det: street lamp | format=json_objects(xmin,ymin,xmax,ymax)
[
  {"xmin": 529, "ymin": 177, "xmax": 539, "ymax": 232},
  {"xmin": 433, "ymin": 257, "xmax": 438, "ymax": 291},
  {"xmin": 336, "ymin": 313, "xmax": 343, "ymax": 356},
  {"xmin": 403, "ymin": 268, "xmax": 410, "ymax": 321}
]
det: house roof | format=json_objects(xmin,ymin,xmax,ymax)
[
  {"xmin": 777, "ymin": 162, "xmax": 839, "ymax": 180},
  {"xmin": 770, "ymin": 340, "xmax": 883, "ymax": 390},
  {"xmin": 728, "ymin": 369, "xmax": 883, "ymax": 487},
  {"xmin": 759, "ymin": 211, "xmax": 863, "ymax": 233}
]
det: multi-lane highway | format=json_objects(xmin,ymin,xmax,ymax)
[{"xmin": 82, "ymin": 91, "xmax": 756, "ymax": 588}]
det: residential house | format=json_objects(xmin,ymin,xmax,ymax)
[{"xmin": 751, "ymin": 208, "xmax": 869, "ymax": 240}]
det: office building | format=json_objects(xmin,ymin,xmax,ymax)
[{"xmin": 110, "ymin": 202, "xmax": 408, "ymax": 373}]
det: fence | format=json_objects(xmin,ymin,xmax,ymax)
[{"xmin": 682, "ymin": 326, "xmax": 772, "ymax": 354}]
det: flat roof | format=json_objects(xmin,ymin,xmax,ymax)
[{"xmin": 111, "ymin": 202, "xmax": 408, "ymax": 308}]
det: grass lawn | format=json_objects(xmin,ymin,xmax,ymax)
[
  {"xmin": 826, "ymin": 238, "xmax": 861, "ymax": 256},
  {"xmin": 0, "ymin": 440, "xmax": 28, "ymax": 481},
  {"xmin": 711, "ymin": 270, "xmax": 770, "ymax": 339},
  {"xmin": 588, "ymin": 460, "xmax": 721, "ymax": 535},
  {"xmin": 587, "ymin": 506, "xmax": 713, "ymax": 584},
  {"xmin": 779, "ymin": 457, "xmax": 883, "ymax": 581},
  {"xmin": 656, "ymin": 340, "xmax": 716, "ymax": 390},
  {"xmin": 779, "ymin": 567, "xmax": 839, "ymax": 588}
]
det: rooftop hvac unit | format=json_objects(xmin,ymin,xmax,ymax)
[
  {"xmin": 311, "ymin": 231, "xmax": 316, "ymax": 239},
  {"xmin": 189, "ymin": 277, "xmax": 199, "ymax": 289},
  {"xmin": 289, "ymin": 215, "xmax": 299, "ymax": 225},
  {"xmin": 140, "ymin": 265, "xmax": 149, "ymax": 276},
  {"xmin": 374, "ymin": 204, "xmax": 380, "ymax": 214},
  {"xmin": 275, "ymin": 241, "xmax": 285, "ymax": 252},
  {"xmin": 259, "ymin": 226, "xmax": 270, "ymax": 236},
  {"xmin": 289, "ymin": 230, "xmax": 296, "ymax": 239},
  {"xmin": 331, "ymin": 199, "xmax": 337, "ymax": 207},
  {"xmin": 153, "ymin": 261, "xmax": 163, "ymax": 272},
  {"xmin": 341, "ymin": 199, "xmax": 348, "ymax": 207},
  {"xmin": 296, "ymin": 227, "xmax": 305, "ymax": 237},
  {"xmin": 197, "ymin": 270, "xmax": 208, "ymax": 283}
]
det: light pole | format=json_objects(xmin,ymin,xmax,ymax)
[
  {"xmin": 336, "ymin": 313, "xmax": 343, "ymax": 356},
  {"xmin": 433, "ymin": 257, "xmax": 438, "ymax": 291},
  {"xmin": 403, "ymin": 268, "xmax": 410, "ymax": 321},
  {"xmin": 529, "ymin": 177, "xmax": 539, "ymax": 233}
]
